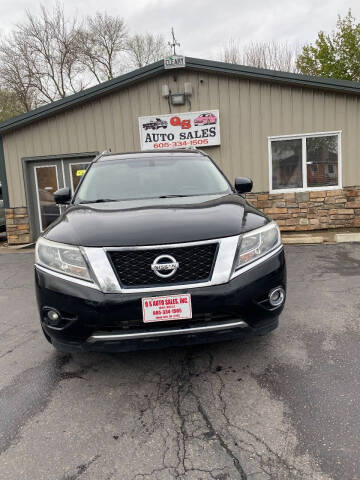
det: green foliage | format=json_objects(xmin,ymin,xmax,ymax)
[
  {"xmin": 296, "ymin": 10, "xmax": 360, "ymax": 81},
  {"xmin": 0, "ymin": 89, "xmax": 25, "ymax": 122}
]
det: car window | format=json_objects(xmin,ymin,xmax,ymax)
[{"xmin": 75, "ymin": 155, "xmax": 231, "ymax": 203}]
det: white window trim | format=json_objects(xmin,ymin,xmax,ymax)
[{"xmin": 268, "ymin": 130, "xmax": 342, "ymax": 194}]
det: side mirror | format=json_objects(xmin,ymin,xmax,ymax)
[
  {"xmin": 54, "ymin": 187, "xmax": 71, "ymax": 205},
  {"xmin": 234, "ymin": 177, "xmax": 253, "ymax": 194}
]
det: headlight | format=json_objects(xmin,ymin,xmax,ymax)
[
  {"xmin": 234, "ymin": 222, "xmax": 281, "ymax": 271},
  {"xmin": 35, "ymin": 237, "xmax": 93, "ymax": 282}
]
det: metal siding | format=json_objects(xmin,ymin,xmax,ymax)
[
  {"xmin": 3, "ymin": 70, "xmax": 360, "ymax": 207},
  {"xmin": 336, "ymin": 95, "xmax": 347, "ymax": 185},
  {"xmin": 227, "ymin": 77, "xmax": 240, "ymax": 182},
  {"xmin": 250, "ymin": 81, "xmax": 263, "ymax": 190},
  {"xmin": 300, "ymin": 89, "xmax": 311, "ymax": 132}
]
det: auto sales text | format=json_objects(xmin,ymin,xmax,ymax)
[{"xmin": 144, "ymin": 127, "xmax": 216, "ymax": 143}]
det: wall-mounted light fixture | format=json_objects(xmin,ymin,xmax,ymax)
[
  {"xmin": 161, "ymin": 82, "xmax": 192, "ymax": 106},
  {"xmin": 170, "ymin": 93, "xmax": 186, "ymax": 105}
]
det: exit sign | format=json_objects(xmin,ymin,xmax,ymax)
[{"xmin": 164, "ymin": 55, "xmax": 185, "ymax": 69}]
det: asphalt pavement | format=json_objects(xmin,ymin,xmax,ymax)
[{"xmin": 0, "ymin": 245, "xmax": 360, "ymax": 480}]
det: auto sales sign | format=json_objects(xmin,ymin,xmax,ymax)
[{"xmin": 138, "ymin": 110, "xmax": 220, "ymax": 151}]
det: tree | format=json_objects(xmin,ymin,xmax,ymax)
[
  {"xmin": 0, "ymin": 5, "xmax": 168, "ymax": 109},
  {"xmin": 220, "ymin": 40, "xmax": 299, "ymax": 73},
  {"xmin": 0, "ymin": 3, "xmax": 85, "ymax": 107},
  {"xmin": 296, "ymin": 10, "xmax": 360, "ymax": 81},
  {"xmin": 0, "ymin": 89, "xmax": 25, "ymax": 121},
  {"xmin": 220, "ymin": 39, "xmax": 242, "ymax": 65},
  {"xmin": 0, "ymin": 5, "xmax": 129, "ymax": 107},
  {"xmin": 79, "ymin": 13, "xmax": 128, "ymax": 82},
  {"xmin": 127, "ymin": 33, "xmax": 169, "ymax": 69},
  {"xmin": 0, "ymin": 33, "xmax": 38, "ymax": 111}
]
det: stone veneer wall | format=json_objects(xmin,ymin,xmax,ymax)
[
  {"xmin": 5, "ymin": 207, "xmax": 31, "ymax": 245},
  {"xmin": 245, "ymin": 186, "xmax": 360, "ymax": 231}
]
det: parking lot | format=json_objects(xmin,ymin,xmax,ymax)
[{"xmin": 1, "ymin": 244, "xmax": 360, "ymax": 480}]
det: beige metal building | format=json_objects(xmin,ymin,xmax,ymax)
[{"xmin": 1, "ymin": 57, "xmax": 360, "ymax": 244}]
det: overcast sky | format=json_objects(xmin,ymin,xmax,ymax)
[{"xmin": 1, "ymin": 0, "xmax": 360, "ymax": 59}]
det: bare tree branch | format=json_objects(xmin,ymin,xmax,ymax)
[
  {"xmin": 0, "ymin": 2, "xmax": 85, "ymax": 106},
  {"xmin": 219, "ymin": 39, "xmax": 300, "ymax": 73},
  {"xmin": 0, "ymin": 5, "xmax": 167, "ymax": 109},
  {"xmin": 79, "ymin": 12, "xmax": 128, "ymax": 82},
  {"xmin": 126, "ymin": 33, "xmax": 169, "ymax": 68}
]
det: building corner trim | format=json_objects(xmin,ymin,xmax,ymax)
[{"xmin": 0, "ymin": 135, "xmax": 9, "ymax": 208}]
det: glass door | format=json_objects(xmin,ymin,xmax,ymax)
[
  {"xmin": 34, "ymin": 164, "xmax": 63, "ymax": 232},
  {"xmin": 25, "ymin": 155, "xmax": 95, "ymax": 240}
]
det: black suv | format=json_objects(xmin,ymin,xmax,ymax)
[{"xmin": 35, "ymin": 150, "xmax": 286, "ymax": 352}]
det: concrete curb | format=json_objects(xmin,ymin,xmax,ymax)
[
  {"xmin": 334, "ymin": 233, "xmax": 360, "ymax": 243},
  {"xmin": 282, "ymin": 236, "xmax": 324, "ymax": 245},
  {"xmin": 0, "ymin": 247, "xmax": 34, "ymax": 254}
]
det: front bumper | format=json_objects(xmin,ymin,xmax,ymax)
[{"xmin": 35, "ymin": 248, "xmax": 286, "ymax": 352}]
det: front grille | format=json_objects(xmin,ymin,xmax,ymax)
[{"xmin": 108, "ymin": 243, "xmax": 218, "ymax": 287}]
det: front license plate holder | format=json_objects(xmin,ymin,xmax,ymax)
[{"xmin": 142, "ymin": 294, "xmax": 192, "ymax": 323}]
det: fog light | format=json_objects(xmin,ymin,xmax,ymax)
[
  {"xmin": 46, "ymin": 309, "xmax": 61, "ymax": 325},
  {"xmin": 48, "ymin": 310, "xmax": 59, "ymax": 321},
  {"xmin": 268, "ymin": 287, "xmax": 285, "ymax": 307}
]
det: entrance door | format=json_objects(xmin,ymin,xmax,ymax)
[
  {"xmin": 35, "ymin": 164, "xmax": 62, "ymax": 231},
  {"xmin": 24, "ymin": 154, "xmax": 95, "ymax": 239}
]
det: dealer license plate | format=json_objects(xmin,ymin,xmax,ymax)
[{"xmin": 142, "ymin": 294, "xmax": 192, "ymax": 323}]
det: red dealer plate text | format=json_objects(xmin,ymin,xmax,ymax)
[{"xmin": 142, "ymin": 294, "xmax": 192, "ymax": 323}]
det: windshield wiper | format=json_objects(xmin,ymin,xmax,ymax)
[
  {"xmin": 157, "ymin": 194, "xmax": 194, "ymax": 198},
  {"xmin": 78, "ymin": 199, "xmax": 119, "ymax": 204}
]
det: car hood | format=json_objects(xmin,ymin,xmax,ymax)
[{"xmin": 44, "ymin": 194, "xmax": 268, "ymax": 247}]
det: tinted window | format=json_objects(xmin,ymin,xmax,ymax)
[{"xmin": 75, "ymin": 155, "xmax": 231, "ymax": 203}]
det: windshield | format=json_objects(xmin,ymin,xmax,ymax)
[{"xmin": 74, "ymin": 154, "xmax": 231, "ymax": 203}]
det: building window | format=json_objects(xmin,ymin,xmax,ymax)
[{"xmin": 269, "ymin": 132, "xmax": 341, "ymax": 193}]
